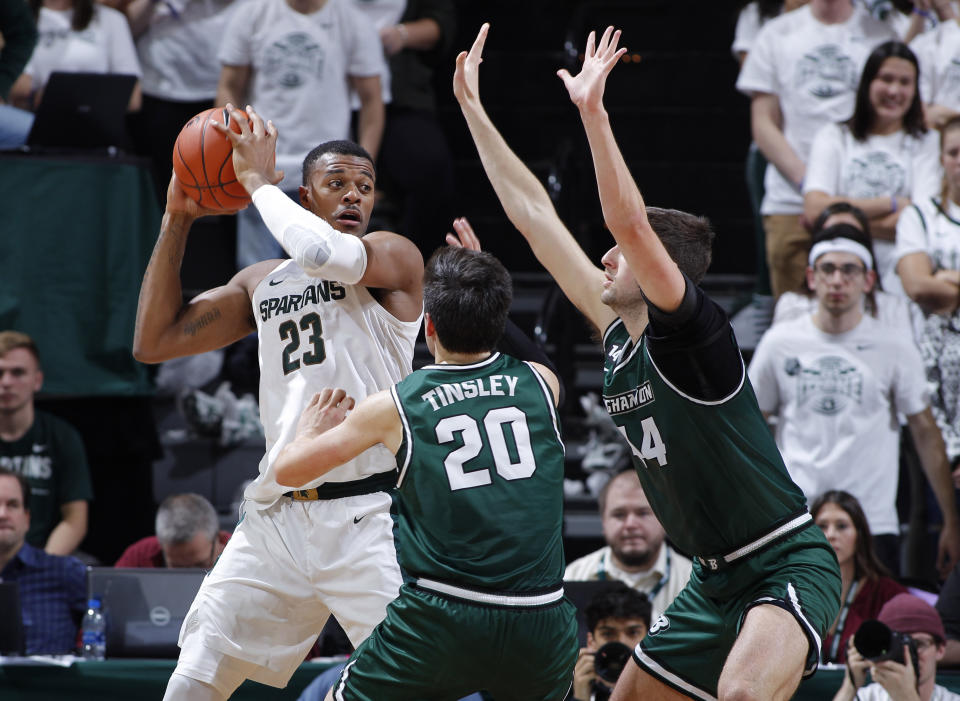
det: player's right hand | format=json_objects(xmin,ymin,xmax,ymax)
[
  {"xmin": 445, "ymin": 217, "xmax": 482, "ymax": 251},
  {"xmin": 295, "ymin": 389, "xmax": 356, "ymax": 440},
  {"xmin": 165, "ymin": 172, "xmax": 247, "ymax": 219}
]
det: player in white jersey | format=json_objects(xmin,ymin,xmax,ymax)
[{"xmin": 134, "ymin": 105, "xmax": 423, "ymax": 701}]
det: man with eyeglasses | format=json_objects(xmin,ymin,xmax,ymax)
[
  {"xmin": 749, "ymin": 225, "xmax": 960, "ymax": 578},
  {"xmin": 115, "ymin": 493, "xmax": 229, "ymax": 569},
  {"xmin": 834, "ymin": 593, "xmax": 959, "ymax": 701}
]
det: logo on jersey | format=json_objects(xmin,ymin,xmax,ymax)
[
  {"xmin": 795, "ymin": 44, "xmax": 858, "ymax": 99},
  {"xmin": 794, "ymin": 355, "xmax": 863, "ymax": 415},
  {"xmin": 603, "ymin": 382, "xmax": 655, "ymax": 415},
  {"xmin": 648, "ymin": 614, "xmax": 670, "ymax": 636},
  {"xmin": 844, "ymin": 152, "xmax": 905, "ymax": 200},
  {"xmin": 259, "ymin": 281, "xmax": 346, "ymax": 321}
]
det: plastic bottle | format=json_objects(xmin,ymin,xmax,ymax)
[{"xmin": 80, "ymin": 598, "xmax": 106, "ymax": 660}]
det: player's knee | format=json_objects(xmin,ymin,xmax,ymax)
[
  {"xmin": 717, "ymin": 681, "xmax": 765, "ymax": 701},
  {"xmin": 164, "ymin": 672, "xmax": 227, "ymax": 701}
]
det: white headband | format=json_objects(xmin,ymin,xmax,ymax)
[{"xmin": 808, "ymin": 238, "xmax": 873, "ymax": 271}]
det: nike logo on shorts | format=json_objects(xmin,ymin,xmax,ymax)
[{"xmin": 354, "ymin": 514, "xmax": 365, "ymax": 524}]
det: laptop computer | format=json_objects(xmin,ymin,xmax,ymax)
[
  {"xmin": 0, "ymin": 582, "xmax": 25, "ymax": 655},
  {"xmin": 26, "ymin": 72, "xmax": 136, "ymax": 152},
  {"xmin": 86, "ymin": 567, "xmax": 206, "ymax": 658}
]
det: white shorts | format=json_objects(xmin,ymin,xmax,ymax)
[{"xmin": 174, "ymin": 491, "xmax": 401, "ymax": 689}]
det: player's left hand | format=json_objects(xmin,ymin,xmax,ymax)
[
  {"xmin": 557, "ymin": 26, "xmax": 627, "ymax": 114},
  {"xmin": 869, "ymin": 645, "xmax": 922, "ymax": 701},
  {"xmin": 445, "ymin": 216, "xmax": 481, "ymax": 251},
  {"xmin": 295, "ymin": 389, "xmax": 356, "ymax": 440},
  {"xmin": 453, "ymin": 23, "xmax": 488, "ymax": 108},
  {"xmin": 212, "ymin": 103, "xmax": 284, "ymax": 195}
]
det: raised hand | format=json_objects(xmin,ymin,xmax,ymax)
[
  {"xmin": 211, "ymin": 103, "xmax": 284, "ymax": 194},
  {"xmin": 294, "ymin": 389, "xmax": 356, "ymax": 441},
  {"xmin": 164, "ymin": 172, "xmax": 248, "ymax": 219},
  {"xmin": 557, "ymin": 26, "xmax": 627, "ymax": 113},
  {"xmin": 445, "ymin": 216, "xmax": 482, "ymax": 251},
  {"xmin": 453, "ymin": 23, "xmax": 489, "ymax": 107}
]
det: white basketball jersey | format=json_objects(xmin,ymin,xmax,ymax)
[{"xmin": 244, "ymin": 259, "xmax": 421, "ymax": 508}]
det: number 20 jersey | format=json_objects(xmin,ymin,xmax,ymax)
[
  {"xmin": 390, "ymin": 353, "xmax": 566, "ymax": 592},
  {"xmin": 245, "ymin": 260, "xmax": 422, "ymax": 508},
  {"xmin": 602, "ymin": 317, "xmax": 807, "ymax": 560}
]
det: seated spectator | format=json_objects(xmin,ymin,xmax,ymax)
[
  {"xmin": 896, "ymin": 115, "xmax": 960, "ymax": 467},
  {"xmin": 0, "ymin": 331, "xmax": 92, "ymax": 556},
  {"xmin": 114, "ymin": 493, "xmax": 229, "ymax": 568},
  {"xmin": 0, "ymin": 0, "xmax": 37, "ymax": 149},
  {"xmin": 833, "ymin": 593, "xmax": 956, "ymax": 701},
  {"xmin": 814, "ymin": 490, "xmax": 906, "ymax": 664},
  {"xmin": 772, "ymin": 203, "xmax": 915, "ymax": 330},
  {"xmin": 803, "ymin": 40, "xmax": 940, "ymax": 296},
  {"xmin": 564, "ymin": 469, "xmax": 693, "ymax": 619},
  {"xmin": 4, "ymin": 0, "xmax": 141, "ymax": 147},
  {"xmin": 0, "ymin": 467, "xmax": 86, "ymax": 655},
  {"xmin": 572, "ymin": 582, "xmax": 651, "ymax": 701},
  {"xmin": 749, "ymin": 226, "xmax": 960, "ymax": 577}
]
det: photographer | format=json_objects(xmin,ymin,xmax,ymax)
[
  {"xmin": 571, "ymin": 582, "xmax": 651, "ymax": 701},
  {"xmin": 833, "ymin": 593, "xmax": 958, "ymax": 701}
]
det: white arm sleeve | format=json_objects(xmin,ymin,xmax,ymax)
[{"xmin": 251, "ymin": 184, "xmax": 368, "ymax": 284}]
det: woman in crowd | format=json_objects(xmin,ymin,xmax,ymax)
[
  {"xmin": 804, "ymin": 40, "xmax": 940, "ymax": 295},
  {"xmin": 8, "ymin": 0, "xmax": 141, "ymax": 114},
  {"xmin": 896, "ymin": 115, "xmax": 960, "ymax": 472},
  {"xmin": 813, "ymin": 490, "xmax": 907, "ymax": 664}
]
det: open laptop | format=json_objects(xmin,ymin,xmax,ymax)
[
  {"xmin": 25, "ymin": 72, "xmax": 136, "ymax": 153},
  {"xmin": 86, "ymin": 567, "xmax": 206, "ymax": 658},
  {"xmin": 0, "ymin": 582, "xmax": 25, "ymax": 655}
]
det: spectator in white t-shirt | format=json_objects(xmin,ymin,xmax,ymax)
[
  {"xmin": 216, "ymin": 0, "xmax": 385, "ymax": 269},
  {"xmin": 732, "ymin": 0, "xmax": 810, "ymax": 66},
  {"xmin": 804, "ymin": 40, "xmax": 941, "ymax": 295},
  {"xmin": 9, "ymin": 0, "xmax": 141, "ymax": 112},
  {"xmin": 748, "ymin": 224, "xmax": 960, "ymax": 578},
  {"xmin": 910, "ymin": 0, "xmax": 960, "ymax": 128},
  {"xmin": 896, "ymin": 115, "xmax": 960, "ymax": 471},
  {"xmin": 736, "ymin": 0, "xmax": 897, "ymax": 300}
]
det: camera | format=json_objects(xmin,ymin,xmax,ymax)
[
  {"xmin": 853, "ymin": 620, "xmax": 919, "ymax": 681},
  {"xmin": 590, "ymin": 641, "xmax": 632, "ymax": 701}
]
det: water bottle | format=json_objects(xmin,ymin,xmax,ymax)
[{"xmin": 80, "ymin": 598, "xmax": 106, "ymax": 660}]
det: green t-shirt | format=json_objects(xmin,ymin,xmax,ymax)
[
  {"xmin": 391, "ymin": 352, "xmax": 566, "ymax": 592},
  {"xmin": 0, "ymin": 411, "xmax": 93, "ymax": 547}
]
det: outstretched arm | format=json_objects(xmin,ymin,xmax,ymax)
[
  {"xmin": 453, "ymin": 24, "xmax": 614, "ymax": 332},
  {"xmin": 558, "ymin": 27, "xmax": 684, "ymax": 313},
  {"xmin": 132, "ymin": 174, "xmax": 275, "ymax": 364},
  {"xmin": 274, "ymin": 389, "xmax": 402, "ymax": 487}
]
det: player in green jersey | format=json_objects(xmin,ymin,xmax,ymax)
[
  {"xmin": 454, "ymin": 23, "xmax": 842, "ymax": 701},
  {"xmin": 274, "ymin": 245, "xmax": 578, "ymax": 701}
]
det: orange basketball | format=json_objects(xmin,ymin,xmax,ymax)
[{"xmin": 172, "ymin": 107, "xmax": 252, "ymax": 211}]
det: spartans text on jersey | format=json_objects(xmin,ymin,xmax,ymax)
[{"xmin": 259, "ymin": 281, "xmax": 346, "ymax": 321}]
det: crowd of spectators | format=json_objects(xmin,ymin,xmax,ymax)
[{"xmin": 7, "ymin": 4, "xmax": 960, "ymax": 696}]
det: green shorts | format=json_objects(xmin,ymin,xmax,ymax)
[
  {"xmin": 636, "ymin": 523, "xmax": 841, "ymax": 700},
  {"xmin": 332, "ymin": 583, "xmax": 579, "ymax": 701}
]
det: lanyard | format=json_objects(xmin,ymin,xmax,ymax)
[
  {"xmin": 826, "ymin": 579, "xmax": 860, "ymax": 663},
  {"xmin": 596, "ymin": 548, "xmax": 671, "ymax": 601}
]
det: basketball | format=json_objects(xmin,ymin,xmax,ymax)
[{"xmin": 172, "ymin": 106, "xmax": 252, "ymax": 211}]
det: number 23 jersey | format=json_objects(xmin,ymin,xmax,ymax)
[{"xmin": 246, "ymin": 260, "xmax": 422, "ymax": 507}]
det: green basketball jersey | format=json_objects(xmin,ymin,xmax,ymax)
[
  {"xmin": 602, "ymin": 319, "xmax": 807, "ymax": 559},
  {"xmin": 390, "ymin": 352, "xmax": 566, "ymax": 592}
]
